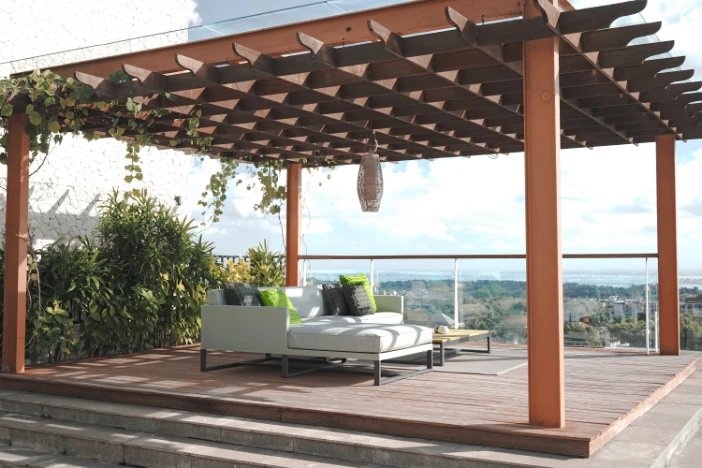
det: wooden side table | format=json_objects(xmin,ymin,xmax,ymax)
[{"xmin": 433, "ymin": 329, "xmax": 491, "ymax": 366}]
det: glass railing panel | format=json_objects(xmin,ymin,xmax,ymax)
[
  {"xmin": 680, "ymin": 263, "xmax": 702, "ymax": 351},
  {"xmin": 302, "ymin": 259, "xmax": 370, "ymax": 286},
  {"xmin": 561, "ymin": 257, "xmax": 657, "ymax": 350},
  {"xmin": 295, "ymin": 254, "xmax": 702, "ymax": 354},
  {"xmin": 457, "ymin": 259, "xmax": 528, "ymax": 345},
  {"xmin": 373, "ymin": 259, "xmax": 455, "ymax": 328}
]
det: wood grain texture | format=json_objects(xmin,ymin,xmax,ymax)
[
  {"xmin": 0, "ymin": 346, "xmax": 699, "ymax": 458},
  {"xmin": 2, "ymin": 113, "xmax": 30, "ymax": 374}
]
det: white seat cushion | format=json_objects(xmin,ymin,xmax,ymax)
[
  {"xmin": 302, "ymin": 312, "xmax": 402, "ymax": 326},
  {"xmin": 287, "ymin": 324, "xmax": 432, "ymax": 354},
  {"xmin": 277, "ymin": 286, "xmax": 325, "ymax": 319}
]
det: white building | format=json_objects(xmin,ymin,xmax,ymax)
[{"xmin": 0, "ymin": 1, "xmax": 195, "ymax": 248}]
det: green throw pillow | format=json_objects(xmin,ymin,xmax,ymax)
[
  {"xmin": 258, "ymin": 289, "xmax": 302, "ymax": 324},
  {"xmin": 339, "ymin": 274, "xmax": 376, "ymax": 312}
]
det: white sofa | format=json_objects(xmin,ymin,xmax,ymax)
[{"xmin": 200, "ymin": 285, "xmax": 433, "ymax": 385}]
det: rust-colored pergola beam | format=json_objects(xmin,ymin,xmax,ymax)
[
  {"xmin": 44, "ymin": 0, "xmax": 525, "ymax": 80},
  {"xmin": 523, "ymin": 0, "xmax": 565, "ymax": 428},
  {"xmin": 285, "ymin": 163, "xmax": 302, "ymax": 286},
  {"xmin": 656, "ymin": 134, "xmax": 680, "ymax": 355},
  {"xmin": 2, "ymin": 113, "xmax": 30, "ymax": 374}
]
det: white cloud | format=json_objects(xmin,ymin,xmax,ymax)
[{"xmin": 186, "ymin": 0, "xmax": 203, "ymax": 26}]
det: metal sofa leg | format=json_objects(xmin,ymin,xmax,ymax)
[
  {"xmin": 200, "ymin": 349, "xmax": 207, "ymax": 371},
  {"xmin": 281, "ymin": 355, "xmax": 289, "ymax": 378},
  {"xmin": 374, "ymin": 361, "xmax": 381, "ymax": 386},
  {"xmin": 201, "ymin": 350, "xmax": 276, "ymax": 372},
  {"xmin": 427, "ymin": 350, "xmax": 433, "ymax": 370}
]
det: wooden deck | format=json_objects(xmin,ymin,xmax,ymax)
[{"xmin": 0, "ymin": 346, "xmax": 699, "ymax": 457}]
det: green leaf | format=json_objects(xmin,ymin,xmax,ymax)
[
  {"xmin": 0, "ymin": 103, "xmax": 13, "ymax": 117},
  {"xmin": 28, "ymin": 111, "xmax": 42, "ymax": 125},
  {"xmin": 43, "ymin": 97, "xmax": 55, "ymax": 107},
  {"xmin": 48, "ymin": 121, "xmax": 61, "ymax": 133}
]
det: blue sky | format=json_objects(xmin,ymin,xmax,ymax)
[{"xmin": 185, "ymin": 0, "xmax": 702, "ymax": 274}]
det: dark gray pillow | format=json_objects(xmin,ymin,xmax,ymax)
[
  {"xmin": 342, "ymin": 284, "xmax": 374, "ymax": 316},
  {"xmin": 223, "ymin": 282, "xmax": 263, "ymax": 306},
  {"xmin": 322, "ymin": 284, "xmax": 349, "ymax": 316}
]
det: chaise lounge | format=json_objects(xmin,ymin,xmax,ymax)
[{"xmin": 201, "ymin": 285, "xmax": 433, "ymax": 385}]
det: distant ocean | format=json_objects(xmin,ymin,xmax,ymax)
[{"xmin": 305, "ymin": 270, "xmax": 702, "ymax": 289}]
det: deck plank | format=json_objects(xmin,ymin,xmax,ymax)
[{"xmin": 0, "ymin": 346, "xmax": 699, "ymax": 458}]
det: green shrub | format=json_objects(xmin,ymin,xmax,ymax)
[
  {"xmin": 26, "ymin": 239, "xmax": 108, "ymax": 362},
  {"xmin": 1, "ymin": 189, "xmax": 221, "ymax": 364},
  {"xmin": 220, "ymin": 259, "xmax": 254, "ymax": 284},
  {"xmin": 248, "ymin": 240, "xmax": 285, "ymax": 287}
]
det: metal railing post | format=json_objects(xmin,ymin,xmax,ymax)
[
  {"xmin": 370, "ymin": 259, "xmax": 375, "ymax": 293},
  {"xmin": 645, "ymin": 257, "xmax": 651, "ymax": 354},
  {"xmin": 454, "ymin": 258, "xmax": 459, "ymax": 329},
  {"xmin": 302, "ymin": 260, "xmax": 307, "ymax": 287}
]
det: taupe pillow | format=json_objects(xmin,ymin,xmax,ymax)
[
  {"xmin": 322, "ymin": 284, "xmax": 349, "ymax": 316},
  {"xmin": 342, "ymin": 284, "xmax": 374, "ymax": 316},
  {"xmin": 223, "ymin": 282, "xmax": 262, "ymax": 306}
]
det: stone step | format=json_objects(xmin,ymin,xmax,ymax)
[
  {"xmin": 0, "ymin": 445, "xmax": 127, "ymax": 468},
  {"xmin": 0, "ymin": 410, "xmax": 394, "ymax": 468},
  {"xmin": 667, "ymin": 423, "xmax": 702, "ymax": 468},
  {"xmin": 1, "ymin": 385, "xmax": 701, "ymax": 468},
  {"xmin": 0, "ymin": 390, "xmax": 488, "ymax": 468}
]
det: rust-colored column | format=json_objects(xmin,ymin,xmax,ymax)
[
  {"xmin": 656, "ymin": 134, "xmax": 680, "ymax": 355},
  {"xmin": 523, "ymin": 0, "xmax": 565, "ymax": 428},
  {"xmin": 2, "ymin": 113, "xmax": 30, "ymax": 373},
  {"xmin": 285, "ymin": 162, "xmax": 302, "ymax": 286}
]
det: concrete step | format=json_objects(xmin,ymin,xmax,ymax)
[
  {"xmin": 0, "ymin": 410, "xmax": 395, "ymax": 468},
  {"xmin": 1, "ymin": 383, "xmax": 701, "ymax": 468},
  {"xmin": 0, "ymin": 390, "xmax": 490, "ymax": 468},
  {"xmin": 0, "ymin": 445, "xmax": 126, "ymax": 468},
  {"xmin": 667, "ymin": 423, "xmax": 702, "ymax": 468}
]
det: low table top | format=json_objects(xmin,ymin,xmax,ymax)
[{"xmin": 432, "ymin": 329, "xmax": 490, "ymax": 344}]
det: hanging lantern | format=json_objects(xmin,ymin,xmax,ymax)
[{"xmin": 357, "ymin": 132, "xmax": 384, "ymax": 212}]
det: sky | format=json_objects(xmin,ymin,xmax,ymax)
[{"xmin": 183, "ymin": 0, "xmax": 702, "ymax": 274}]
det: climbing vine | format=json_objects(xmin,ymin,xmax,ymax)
[{"xmin": 1, "ymin": 69, "xmax": 336, "ymax": 224}]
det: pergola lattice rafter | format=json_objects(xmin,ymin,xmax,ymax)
[{"xmin": 15, "ymin": 0, "xmax": 695, "ymax": 166}]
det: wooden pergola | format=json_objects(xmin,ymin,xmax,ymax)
[{"xmin": 2, "ymin": 0, "xmax": 693, "ymax": 429}]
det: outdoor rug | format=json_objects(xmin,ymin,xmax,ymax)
[
  {"xmin": 432, "ymin": 348, "xmax": 527, "ymax": 375},
  {"xmin": 384, "ymin": 348, "xmax": 528, "ymax": 375}
]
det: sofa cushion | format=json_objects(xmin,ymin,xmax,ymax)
[
  {"xmin": 287, "ymin": 323, "xmax": 432, "ymax": 354},
  {"xmin": 321, "ymin": 284, "xmax": 348, "ymax": 316},
  {"xmin": 259, "ymin": 289, "xmax": 302, "ymax": 324},
  {"xmin": 303, "ymin": 312, "xmax": 402, "ymax": 326},
  {"xmin": 206, "ymin": 289, "xmax": 226, "ymax": 305},
  {"xmin": 339, "ymin": 274, "xmax": 377, "ymax": 312},
  {"xmin": 223, "ymin": 282, "xmax": 262, "ymax": 307},
  {"xmin": 274, "ymin": 286, "xmax": 325, "ymax": 319},
  {"xmin": 342, "ymin": 284, "xmax": 374, "ymax": 316}
]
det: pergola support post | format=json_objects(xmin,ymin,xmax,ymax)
[
  {"xmin": 285, "ymin": 162, "xmax": 302, "ymax": 286},
  {"xmin": 523, "ymin": 0, "xmax": 565, "ymax": 428},
  {"xmin": 2, "ymin": 113, "xmax": 30, "ymax": 374},
  {"xmin": 656, "ymin": 134, "xmax": 680, "ymax": 355}
]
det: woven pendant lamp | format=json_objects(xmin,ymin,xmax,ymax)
[{"xmin": 357, "ymin": 132, "xmax": 384, "ymax": 212}]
